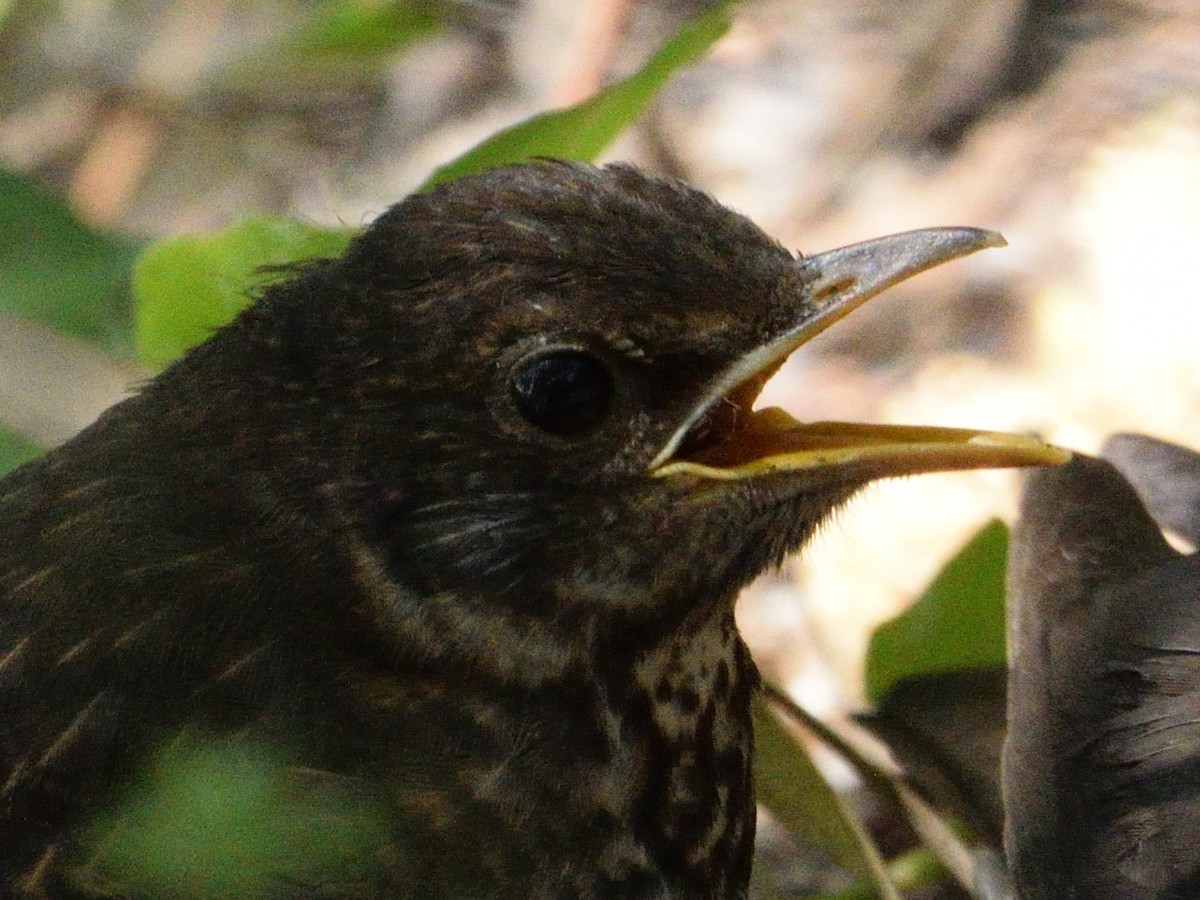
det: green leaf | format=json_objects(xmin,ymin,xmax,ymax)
[
  {"xmin": 422, "ymin": 0, "xmax": 740, "ymax": 188},
  {"xmin": 0, "ymin": 426, "xmax": 40, "ymax": 476},
  {"xmin": 133, "ymin": 218, "xmax": 353, "ymax": 370},
  {"xmin": 812, "ymin": 847, "xmax": 948, "ymax": 900},
  {"xmin": 752, "ymin": 696, "xmax": 900, "ymax": 898},
  {"xmin": 0, "ymin": 0, "xmax": 17, "ymax": 33},
  {"xmin": 865, "ymin": 520, "xmax": 1009, "ymax": 705},
  {"xmin": 236, "ymin": 0, "xmax": 445, "ymax": 82},
  {"xmin": 0, "ymin": 168, "xmax": 140, "ymax": 355},
  {"xmin": 288, "ymin": 0, "xmax": 443, "ymax": 61},
  {"xmin": 82, "ymin": 737, "xmax": 388, "ymax": 899},
  {"xmin": 132, "ymin": 2, "xmax": 739, "ymax": 369}
]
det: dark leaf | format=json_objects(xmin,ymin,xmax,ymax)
[
  {"xmin": 1005, "ymin": 450, "xmax": 1200, "ymax": 899},
  {"xmin": 1103, "ymin": 432, "xmax": 1200, "ymax": 546},
  {"xmin": 859, "ymin": 667, "xmax": 1007, "ymax": 844}
]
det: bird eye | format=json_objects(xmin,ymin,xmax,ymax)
[{"xmin": 509, "ymin": 349, "xmax": 615, "ymax": 435}]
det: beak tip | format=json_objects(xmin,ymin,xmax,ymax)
[
  {"xmin": 981, "ymin": 229, "xmax": 1007, "ymax": 250},
  {"xmin": 931, "ymin": 226, "xmax": 1006, "ymax": 255},
  {"xmin": 796, "ymin": 225, "xmax": 1011, "ymax": 317}
]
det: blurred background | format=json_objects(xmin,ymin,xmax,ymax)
[{"xmin": 2, "ymin": 0, "xmax": 1199, "ymax": 798}]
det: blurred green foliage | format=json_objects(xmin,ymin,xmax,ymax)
[
  {"xmin": 277, "ymin": 0, "xmax": 444, "ymax": 65},
  {"xmin": 231, "ymin": 0, "xmax": 448, "ymax": 84},
  {"xmin": 132, "ymin": 0, "xmax": 741, "ymax": 371},
  {"xmin": 0, "ymin": 425, "xmax": 39, "ymax": 473},
  {"xmin": 134, "ymin": 219, "xmax": 354, "ymax": 370},
  {"xmin": 81, "ymin": 737, "xmax": 389, "ymax": 898},
  {"xmin": 423, "ymin": 1, "xmax": 737, "ymax": 188},
  {"xmin": 864, "ymin": 520, "xmax": 1009, "ymax": 705},
  {"xmin": 0, "ymin": 0, "xmax": 17, "ymax": 34},
  {"xmin": 0, "ymin": 168, "xmax": 140, "ymax": 355}
]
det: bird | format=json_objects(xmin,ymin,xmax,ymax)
[{"xmin": 0, "ymin": 160, "xmax": 1064, "ymax": 899}]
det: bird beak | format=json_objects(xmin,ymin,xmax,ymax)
[{"xmin": 649, "ymin": 227, "xmax": 1069, "ymax": 481}]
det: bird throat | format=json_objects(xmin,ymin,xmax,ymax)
[
  {"xmin": 614, "ymin": 603, "xmax": 758, "ymax": 893},
  {"xmin": 339, "ymin": 515, "xmax": 758, "ymax": 893}
]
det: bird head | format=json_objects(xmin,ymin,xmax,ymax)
[{"xmin": 207, "ymin": 161, "xmax": 1063, "ymax": 646}]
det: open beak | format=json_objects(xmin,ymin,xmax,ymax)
[{"xmin": 649, "ymin": 227, "xmax": 1069, "ymax": 481}]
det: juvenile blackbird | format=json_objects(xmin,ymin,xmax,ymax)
[{"xmin": 0, "ymin": 160, "xmax": 1064, "ymax": 899}]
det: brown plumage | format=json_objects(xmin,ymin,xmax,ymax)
[{"xmin": 0, "ymin": 160, "xmax": 1061, "ymax": 898}]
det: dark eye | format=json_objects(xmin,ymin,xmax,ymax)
[{"xmin": 509, "ymin": 349, "xmax": 615, "ymax": 435}]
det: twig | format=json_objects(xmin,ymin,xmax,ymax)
[{"xmin": 762, "ymin": 681, "xmax": 1004, "ymax": 896}]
